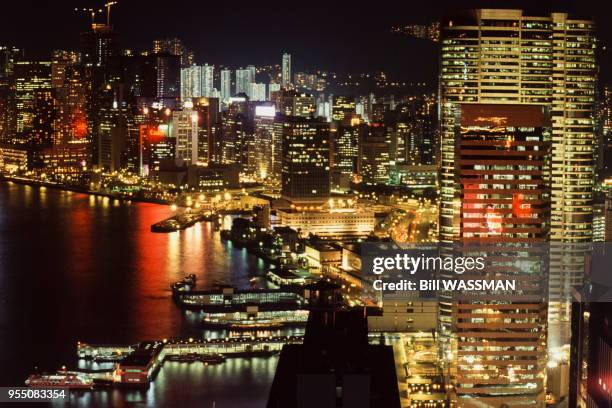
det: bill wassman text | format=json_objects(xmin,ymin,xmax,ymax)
[{"xmin": 373, "ymin": 279, "xmax": 516, "ymax": 292}]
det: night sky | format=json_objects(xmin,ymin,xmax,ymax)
[{"xmin": 2, "ymin": 0, "xmax": 610, "ymax": 84}]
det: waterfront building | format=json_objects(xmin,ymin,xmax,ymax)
[
  {"xmin": 13, "ymin": 59, "xmax": 53, "ymax": 147},
  {"xmin": 41, "ymin": 140, "xmax": 91, "ymax": 176},
  {"xmin": 0, "ymin": 143, "xmax": 29, "ymax": 173},
  {"xmin": 277, "ymin": 208, "xmax": 375, "ymax": 239},
  {"xmin": 187, "ymin": 162, "xmax": 240, "ymax": 191}
]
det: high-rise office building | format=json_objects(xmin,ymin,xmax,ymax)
[
  {"xmin": 277, "ymin": 89, "xmax": 315, "ymax": 118},
  {"xmin": 330, "ymin": 122, "xmax": 361, "ymax": 190},
  {"xmin": 332, "ymin": 96, "xmax": 356, "ymax": 123},
  {"xmin": 81, "ymin": 25, "xmax": 118, "ymax": 68},
  {"xmin": 281, "ymin": 53, "xmax": 291, "ymax": 88},
  {"xmin": 171, "ymin": 109, "xmax": 199, "ymax": 164},
  {"xmin": 439, "ymin": 9, "xmax": 596, "ymax": 405},
  {"xmin": 440, "ymin": 9, "xmax": 595, "ymax": 243},
  {"xmin": 600, "ymin": 86, "xmax": 612, "ymax": 178},
  {"xmin": 252, "ymin": 105, "xmax": 276, "ymax": 180},
  {"xmin": 53, "ymin": 62, "xmax": 88, "ymax": 146},
  {"xmin": 13, "ymin": 59, "xmax": 54, "ymax": 148},
  {"xmin": 220, "ymin": 96, "xmax": 250, "ymax": 168},
  {"xmin": 220, "ymin": 69, "xmax": 231, "ymax": 103},
  {"xmin": 360, "ymin": 124, "xmax": 390, "ymax": 185},
  {"xmin": 192, "ymin": 97, "xmax": 220, "ymax": 163},
  {"xmin": 152, "ymin": 54, "xmax": 181, "ymax": 107},
  {"xmin": 441, "ymin": 104, "xmax": 551, "ymax": 406},
  {"xmin": 280, "ymin": 115, "xmax": 330, "ymax": 205},
  {"xmin": 0, "ymin": 46, "xmax": 23, "ymax": 142}
]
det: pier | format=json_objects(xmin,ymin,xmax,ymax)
[
  {"xmin": 172, "ymin": 285, "xmax": 307, "ymax": 312},
  {"xmin": 27, "ymin": 335, "xmax": 305, "ymax": 390}
]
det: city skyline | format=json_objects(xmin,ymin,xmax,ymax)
[
  {"xmin": 1, "ymin": 1, "xmax": 612, "ymax": 407},
  {"xmin": 2, "ymin": 1, "xmax": 611, "ymax": 84}
]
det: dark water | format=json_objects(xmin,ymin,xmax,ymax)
[{"xmin": 0, "ymin": 181, "xmax": 279, "ymax": 407}]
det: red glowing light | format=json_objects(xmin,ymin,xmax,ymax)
[
  {"xmin": 140, "ymin": 125, "xmax": 166, "ymax": 144},
  {"xmin": 72, "ymin": 110, "xmax": 88, "ymax": 139},
  {"xmin": 512, "ymin": 193, "xmax": 532, "ymax": 218}
]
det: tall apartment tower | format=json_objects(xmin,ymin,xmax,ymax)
[
  {"xmin": 281, "ymin": 53, "xmax": 291, "ymax": 88},
  {"xmin": 220, "ymin": 69, "xmax": 231, "ymax": 103},
  {"xmin": 439, "ymin": 9, "xmax": 596, "ymax": 406}
]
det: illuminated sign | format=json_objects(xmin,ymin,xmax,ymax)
[{"xmin": 255, "ymin": 105, "xmax": 276, "ymax": 117}]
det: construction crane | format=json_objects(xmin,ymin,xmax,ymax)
[
  {"xmin": 74, "ymin": 7, "xmax": 103, "ymax": 27},
  {"xmin": 104, "ymin": 1, "xmax": 118, "ymax": 26}
]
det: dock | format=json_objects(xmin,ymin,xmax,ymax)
[
  {"xmin": 25, "ymin": 335, "xmax": 305, "ymax": 390},
  {"xmin": 172, "ymin": 285, "xmax": 306, "ymax": 312}
]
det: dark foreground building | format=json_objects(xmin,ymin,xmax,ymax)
[{"xmin": 267, "ymin": 284, "xmax": 400, "ymax": 408}]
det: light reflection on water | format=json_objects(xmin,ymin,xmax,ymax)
[
  {"xmin": 60, "ymin": 357, "xmax": 279, "ymax": 408},
  {"xmin": 0, "ymin": 182, "xmax": 279, "ymax": 407}
]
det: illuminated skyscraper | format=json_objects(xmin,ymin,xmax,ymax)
[
  {"xmin": 14, "ymin": 59, "xmax": 54, "ymax": 148},
  {"xmin": 600, "ymin": 86, "xmax": 612, "ymax": 178},
  {"xmin": 171, "ymin": 109, "xmax": 199, "ymax": 164},
  {"xmin": 439, "ymin": 9, "xmax": 596, "ymax": 405},
  {"xmin": 440, "ymin": 104, "xmax": 551, "ymax": 406},
  {"xmin": 330, "ymin": 122, "xmax": 361, "ymax": 190},
  {"xmin": 440, "ymin": 9, "xmax": 595, "ymax": 244},
  {"xmin": 252, "ymin": 105, "xmax": 276, "ymax": 179},
  {"xmin": 0, "ymin": 46, "xmax": 23, "ymax": 141},
  {"xmin": 51, "ymin": 51, "xmax": 88, "ymax": 147},
  {"xmin": 359, "ymin": 123, "xmax": 389, "ymax": 185},
  {"xmin": 280, "ymin": 115, "xmax": 330, "ymax": 205},
  {"xmin": 192, "ymin": 97, "xmax": 219, "ymax": 163},
  {"xmin": 281, "ymin": 53, "xmax": 291, "ymax": 88},
  {"xmin": 153, "ymin": 54, "xmax": 181, "ymax": 107}
]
